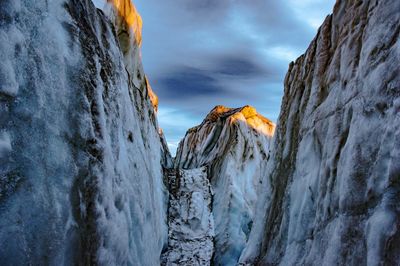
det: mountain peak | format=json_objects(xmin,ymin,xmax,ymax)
[
  {"xmin": 203, "ymin": 105, "xmax": 275, "ymax": 137},
  {"xmin": 206, "ymin": 105, "xmax": 263, "ymax": 120},
  {"xmin": 174, "ymin": 104, "xmax": 276, "ymax": 264}
]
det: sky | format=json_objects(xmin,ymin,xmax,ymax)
[{"xmin": 93, "ymin": 0, "xmax": 336, "ymax": 154}]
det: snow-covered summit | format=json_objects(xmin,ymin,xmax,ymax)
[
  {"xmin": 176, "ymin": 105, "xmax": 275, "ymax": 169},
  {"xmin": 201, "ymin": 105, "xmax": 275, "ymax": 137}
]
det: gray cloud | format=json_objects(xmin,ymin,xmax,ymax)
[
  {"xmin": 129, "ymin": 0, "xmax": 336, "ymax": 152},
  {"xmin": 215, "ymin": 56, "xmax": 266, "ymax": 77},
  {"xmin": 157, "ymin": 67, "xmax": 226, "ymax": 99}
]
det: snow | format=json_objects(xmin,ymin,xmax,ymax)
[
  {"xmin": 0, "ymin": 0, "xmax": 169, "ymax": 265},
  {"xmin": 162, "ymin": 167, "xmax": 214, "ymax": 266},
  {"xmin": 366, "ymin": 208, "xmax": 397, "ymax": 266},
  {"xmin": 0, "ymin": 3, "xmax": 24, "ymax": 98},
  {"xmin": 175, "ymin": 106, "xmax": 275, "ymax": 265},
  {"xmin": 0, "ymin": 60, "xmax": 19, "ymax": 97},
  {"xmin": 241, "ymin": 0, "xmax": 400, "ymax": 264}
]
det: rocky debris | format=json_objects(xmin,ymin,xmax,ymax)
[
  {"xmin": 162, "ymin": 167, "xmax": 214, "ymax": 266},
  {"xmin": 240, "ymin": 0, "xmax": 400, "ymax": 265}
]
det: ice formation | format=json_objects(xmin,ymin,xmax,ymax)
[
  {"xmin": 0, "ymin": 0, "xmax": 398, "ymax": 265},
  {"xmin": 162, "ymin": 167, "xmax": 214, "ymax": 266},
  {"xmin": 0, "ymin": 0, "xmax": 170, "ymax": 265},
  {"xmin": 240, "ymin": 0, "xmax": 400, "ymax": 264},
  {"xmin": 175, "ymin": 105, "xmax": 276, "ymax": 265}
]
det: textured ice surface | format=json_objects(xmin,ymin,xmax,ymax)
[
  {"xmin": 240, "ymin": 0, "xmax": 400, "ymax": 264},
  {"xmin": 175, "ymin": 106, "xmax": 275, "ymax": 265},
  {"xmin": 0, "ymin": 131, "xmax": 11, "ymax": 158},
  {"xmin": 162, "ymin": 167, "xmax": 214, "ymax": 266},
  {"xmin": 0, "ymin": 0, "xmax": 170, "ymax": 265}
]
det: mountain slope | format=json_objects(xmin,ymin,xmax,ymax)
[
  {"xmin": 240, "ymin": 0, "xmax": 400, "ymax": 264},
  {"xmin": 0, "ymin": 0, "xmax": 170, "ymax": 265},
  {"xmin": 175, "ymin": 105, "xmax": 275, "ymax": 265}
]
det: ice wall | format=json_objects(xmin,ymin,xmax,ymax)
[
  {"xmin": 0, "ymin": 0, "xmax": 170, "ymax": 265},
  {"xmin": 240, "ymin": 0, "xmax": 400, "ymax": 264}
]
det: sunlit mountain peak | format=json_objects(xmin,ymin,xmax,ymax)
[{"xmin": 107, "ymin": 0, "xmax": 143, "ymax": 47}]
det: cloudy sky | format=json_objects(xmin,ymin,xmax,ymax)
[{"xmin": 94, "ymin": 0, "xmax": 336, "ymax": 153}]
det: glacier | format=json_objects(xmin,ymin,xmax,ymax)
[
  {"xmin": 240, "ymin": 0, "xmax": 400, "ymax": 264},
  {"xmin": 175, "ymin": 105, "xmax": 275, "ymax": 265},
  {"xmin": 0, "ymin": 0, "xmax": 398, "ymax": 265},
  {"xmin": 162, "ymin": 167, "xmax": 214, "ymax": 266},
  {"xmin": 0, "ymin": 0, "xmax": 170, "ymax": 265}
]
